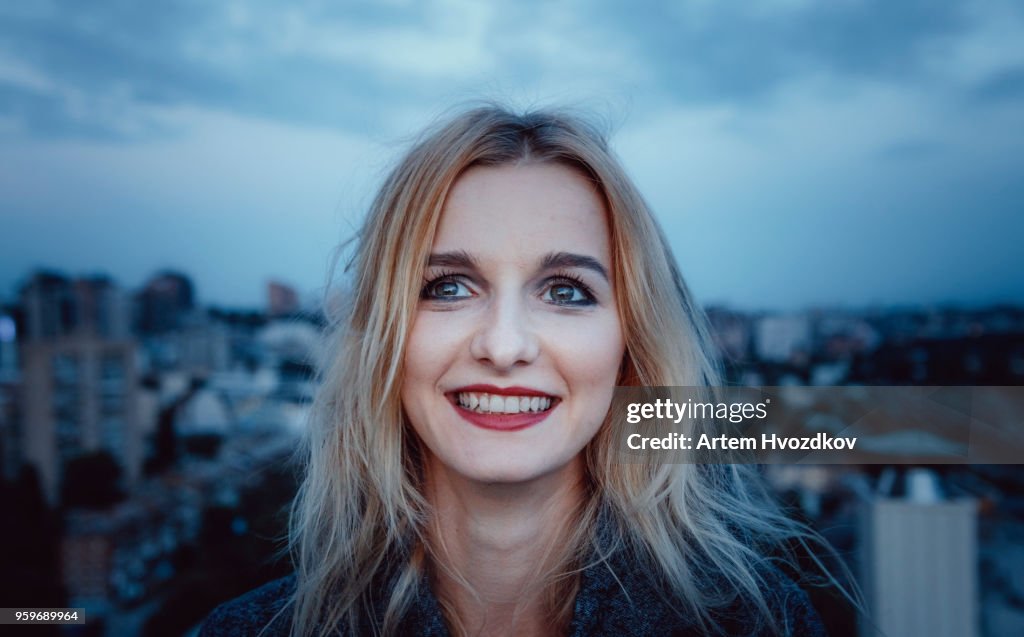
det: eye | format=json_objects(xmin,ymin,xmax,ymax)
[
  {"xmin": 544, "ymin": 277, "xmax": 595, "ymax": 306},
  {"xmin": 422, "ymin": 275, "xmax": 473, "ymax": 300}
]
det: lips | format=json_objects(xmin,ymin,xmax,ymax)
[{"xmin": 447, "ymin": 384, "xmax": 558, "ymax": 432}]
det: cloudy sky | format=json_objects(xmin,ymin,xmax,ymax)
[{"xmin": 1, "ymin": 0, "xmax": 1022, "ymax": 310}]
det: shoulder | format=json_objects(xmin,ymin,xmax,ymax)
[
  {"xmin": 198, "ymin": 575, "xmax": 296, "ymax": 637},
  {"xmin": 751, "ymin": 564, "xmax": 827, "ymax": 637},
  {"xmin": 703, "ymin": 563, "xmax": 827, "ymax": 636},
  {"xmin": 575, "ymin": 553, "xmax": 826, "ymax": 636}
]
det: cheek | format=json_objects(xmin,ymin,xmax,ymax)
[
  {"xmin": 402, "ymin": 316, "xmax": 443, "ymax": 444},
  {"xmin": 401, "ymin": 311, "xmax": 470, "ymax": 421},
  {"xmin": 549, "ymin": 313, "xmax": 625, "ymax": 394}
]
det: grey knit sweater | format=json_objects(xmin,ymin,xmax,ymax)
[{"xmin": 199, "ymin": 548, "xmax": 825, "ymax": 636}]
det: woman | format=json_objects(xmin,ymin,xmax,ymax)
[{"xmin": 201, "ymin": 106, "xmax": 835, "ymax": 636}]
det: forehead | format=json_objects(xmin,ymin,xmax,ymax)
[{"xmin": 433, "ymin": 163, "xmax": 611, "ymax": 264}]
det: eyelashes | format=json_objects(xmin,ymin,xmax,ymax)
[
  {"xmin": 420, "ymin": 270, "xmax": 598, "ymax": 306},
  {"xmin": 420, "ymin": 270, "xmax": 470, "ymax": 300},
  {"xmin": 544, "ymin": 272, "xmax": 596, "ymax": 306}
]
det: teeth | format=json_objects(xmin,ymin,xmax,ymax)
[{"xmin": 455, "ymin": 392, "xmax": 553, "ymax": 414}]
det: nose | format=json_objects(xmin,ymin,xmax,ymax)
[{"xmin": 469, "ymin": 292, "xmax": 540, "ymax": 371}]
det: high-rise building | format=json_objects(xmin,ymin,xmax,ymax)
[
  {"xmin": 267, "ymin": 280, "xmax": 300, "ymax": 317},
  {"xmin": 139, "ymin": 313, "xmax": 230, "ymax": 375},
  {"xmin": 135, "ymin": 271, "xmax": 195, "ymax": 334},
  {"xmin": 17, "ymin": 271, "xmax": 143, "ymax": 504},
  {"xmin": 0, "ymin": 311, "xmax": 19, "ymax": 481},
  {"xmin": 860, "ymin": 468, "xmax": 978, "ymax": 637},
  {"xmin": 0, "ymin": 311, "xmax": 17, "ymax": 374}
]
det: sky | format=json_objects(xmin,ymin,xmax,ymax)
[{"xmin": 1, "ymin": 0, "xmax": 1023, "ymax": 310}]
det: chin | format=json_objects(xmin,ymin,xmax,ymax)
[
  {"xmin": 459, "ymin": 459, "xmax": 551, "ymax": 485},
  {"xmin": 455, "ymin": 448, "xmax": 581, "ymax": 485}
]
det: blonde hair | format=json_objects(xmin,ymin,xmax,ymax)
[{"xmin": 288, "ymin": 105, "xmax": 841, "ymax": 636}]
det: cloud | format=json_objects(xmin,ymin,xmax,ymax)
[
  {"xmin": 586, "ymin": 0, "xmax": 973, "ymax": 103},
  {"xmin": 612, "ymin": 74, "xmax": 1024, "ymax": 308},
  {"xmin": 0, "ymin": 104, "xmax": 387, "ymax": 306},
  {"xmin": 974, "ymin": 65, "xmax": 1024, "ymax": 101},
  {"xmin": 873, "ymin": 139, "xmax": 945, "ymax": 161},
  {"xmin": 3, "ymin": 0, "xmax": 1020, "ymax": 142},
  {"xmin": 2, "ymin": 0, "xmax": 1023, "ymax": 307}
]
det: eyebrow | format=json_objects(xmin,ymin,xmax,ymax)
[
  {"xmin": 427, "ymin": 250, "xmax": 479, "ymax": 270},
  {"xmin": 541, "ymin": 251, "xmax": 609, "ymax": 281},
  {"xmin": 427, "ymin": 250, "xmax": 609, "ymax": 282}
]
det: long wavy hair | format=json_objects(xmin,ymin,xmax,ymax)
[{"xmin": 287, "ymin": 105, "xmax": 840, "ymax": 636}]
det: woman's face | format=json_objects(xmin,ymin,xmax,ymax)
[{"xmin": 401, "ymin": 162, "xmax": 625, "ymax": 484}]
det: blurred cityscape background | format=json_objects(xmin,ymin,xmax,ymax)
[
  {"xmin": 2, "ymin": 1, "xmax": 1024, "ymax": 636},
  {"xmin": 1, "ymin": 271, "xmax": 1022, "ymax": 636}
]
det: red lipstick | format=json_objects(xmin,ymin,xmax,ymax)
[{"xmin": 448, "ymin": 384, "xmax": 558, "ymax": 432}]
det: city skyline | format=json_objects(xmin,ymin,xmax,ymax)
[
  {"xmin": 5, "ymin": 264, "xmax": 1024, "ymax": 315},
  {"xmin": 2, "ymin": 1, "xmax": 1023, "ymax": 309},
  {"xmin": 2, "ymin": 218, "xmax": 1022, "ymax": 634}
]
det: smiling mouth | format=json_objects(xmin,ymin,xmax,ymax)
[{"xmin": 452, "ymin": 391, "xmax": 555, "ymax": 415}]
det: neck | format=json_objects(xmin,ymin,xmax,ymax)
[{"xmin": 424, "ymin": 456, "xmax": 586, "ymax": 637}]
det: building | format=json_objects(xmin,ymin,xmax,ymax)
[
  {"xmin": 0, "ymin": 311, "xmax": 20, "ymax": 480},
  {"xmin": 0, "ymin": 379, "xmax": 19, "ymax": 481},
  {"xmin": 0, "ymin": 311, "xmax": 17, "ymax": 374},
  {"xmin": 17, "ymin": 272, "xmax": 144, "ymax": 504},
  {"xmin": 705, "ymin": 306, "xmax": 752, "ymax": 364},
  {"xmin": 860, "ymin": 469, "xmax": 978, "ymax": 637},
  {"xmin": 755, "ymin": 313, "xmax": 812, "ymax": 364},
  {"xmin": 61, "ymin": 482, "xmax": 200, "ymax": 613},
  {"xmin": 135, "ymin": 271, "xmax": 195, "ymax": 334},
  {"xmin": 139, "ymin": 313, "xmax": 230, "ymax": 375},
  {"xmin": 266, "ymin": 280, "xmax": 300, "ymax": 317}
]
